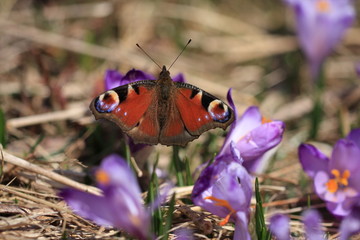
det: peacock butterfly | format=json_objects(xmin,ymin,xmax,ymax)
[{"xmin": 89, "ymin": 66, "xmax": 234, "ymax": 146}]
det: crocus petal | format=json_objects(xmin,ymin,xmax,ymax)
[
  {"xmin": 172, "ymin": 73, "xmax": 186, "ymax": 83},
  {"xmin": 330, "ymin": 139, "xmax": 360, "ymax": 177},
  {"xmin": 314, "ymin": 171, "xmax": 331, "ymax": 198},
  {"xmin": 269, "ymin": 214, "xmax": 290, "ymax": 240},
  {"xmin": 226, "ymin": 88, "xmax": 238, "ymax": 122},
  {"xmin": 191, "ymin": 160, "xmax": 218, "ymax": 205},
  {"xmin": 302, "ymin": 209, "xmax": 324, "ymax": 240},
  {"xmin": 105, "ymin": 69, "xmax": 155, "ymax": 90},
  {"xmin": 192, "ymin": 159, "xmax": 252, "ymax": 224},
  {"xmin": 97, "ymin": 154, "xmax": 141, "ymax": 194},
  {"xmin": 326, "ymin": 198, "xmax": 359, "ymax": 217},
  {"xmin": 229, "ymin": 141, "xmax": 243, "ymax": 164},
  {"xmin": 219, "ymin": 106, "xmax": 263, "ymax": 156},
  {"xmin": 60, "ymin": 189, "xmax": 119, "ymax": 227},
  {"xmin": 346, "ymin": 128, "xmax": 360, "ymax": 149},
  {"xmin": 232, "ymin": 106, "xmax": 263, "ymax": 138},
  {"xmin": 127, "ymin": 136, "xmax": 151, "ymax": 155},
  {"xmin": 340, "ymin": 207, "xmax": 360, "ymax": 240},
  {"xmin": 122, "ymin": 69, "xmax": 155, "ymax": 84},
  {"xmin": 213, "ymin": 161, "xmax": 252, "ymax": 215},
  {"xmin": 298, "ymin": 144, "xmax": 329, "ymax": 178},
  {"xmin": 234, "ymin": 212, "xmax": 251, "ymax": 240},
  {"xmin": 105, "ymin": 69, "xmax": 123, "ymax": 90},
  {"xmin": 62, "ymin": 187, "xmax": 151, "ymax": 239},
  {"xmin": 236, "ymin": 120, "xmax": 284, "ymax": 162},
  {"xmin": 174, "ymin": 228, "xmax": 193, "ymax": 240},
  {"xmin": 104, "ymin": 186, "xmax": 151, "ymax": 239}
]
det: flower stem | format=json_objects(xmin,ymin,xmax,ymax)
[{"xmin": 309, "ymin": 65, "xmax": 325, "ymax": 139}]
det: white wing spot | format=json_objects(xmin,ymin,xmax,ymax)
[{"xmin": 128, "ymin": 85, "xmax": 134, "ymax": 93}]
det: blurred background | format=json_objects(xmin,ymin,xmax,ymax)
[{"xmin": 0, "ymin": 0, "xmax": 359, "ymax": 238}]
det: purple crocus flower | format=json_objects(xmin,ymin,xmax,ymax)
[
  {"xmin": 105, "ymin": 68, "xmax": 185, "ymax": 90},
  {"xmin": 302, "ymin": 209, "xmax": 325, "ymax": 239},
  {"xmin": 269, "ymin": 210, "xmax": 324, "ymax": 240},
  {"xmin": 285, "ymin": 0, "xmax": 355, "ymax": 79},
  {"xmin": 60, "ymin": 154, "xmax": 151, "ymax": 240},
  {"xmin": 192, "ymin": 156, "xmax": 252, "ymax": 240},
  {"xmin": 340, "ymin": 207, "xmax": 360, "ymax": 240},
  {"xmin": 269, "ymin": 214, "xmax": 290, "ymax": 240},
  {"xmin": 218, "ymin": 89, "xmax": 285, "ymax": 173},
  {"xmin": 299, "ymin": 129, "xmax": 360, "ymax": 216}
]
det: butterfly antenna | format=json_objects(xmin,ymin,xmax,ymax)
[
  {"xmin": 136, "ymin": 43, "xmax": 162, "ymax": 70},
  {"xmin": 168, "ymin": 39, "xmax": 192, "ymax": 70}
]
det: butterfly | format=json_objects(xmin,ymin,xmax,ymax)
[{"xmin": 89, "ymin": 66, "xmax": 234, "ymax": 146}]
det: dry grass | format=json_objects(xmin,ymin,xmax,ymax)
[{"xmin": 0, "ymin": 0, "xmax": 359, "ymax": 239}]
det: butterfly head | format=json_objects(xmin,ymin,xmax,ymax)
[
  {"xmin": 156, "ymin": 65, "xmax": 174, "ymax": 86},
  {"xmin": 159, "ymin": 65, "xmax": 170, "ymax": 77}
]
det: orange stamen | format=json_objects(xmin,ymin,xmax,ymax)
[
  {"xmin": 316, "ymin": 0, "xmax": 330, "ymax": 13},
  {"xmin": 95, "ymin": 169, "xmax": 110, "ymax": 185},
  {"xmin": 205, "ymin": 196, "xmax": 237, "ymax": 226},
  {"xmin": 340, "ymin": 170, "xmax": 350, "ymax": 186},
  {"xmin": 326, "ymin": 169, "xmax": 351, "ymax": 193},
  {"xmin": 326, "ymin": 179, "xmax": 338, "ymax": 193},
  {"xmin": 331, "ymin": 169, "xmax": 340, "ymax": 178},
  {"xmin": 261, "ymin": 117, "xmax": 272, "ymax": 124}
]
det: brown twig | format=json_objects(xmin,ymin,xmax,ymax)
[
  {"xmin": 6, "ymin": 105, "xmax": 88, "ymax": 129},
  {"xmin": 176, "ymin": 200, "xmax": 213, "ymax": 235},
  {"xmin": 1, "ymin": 150, "xmax": 101, "ymax": 196}
]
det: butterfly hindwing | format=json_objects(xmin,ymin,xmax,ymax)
[
  {"xmin": 90, "ymin": 80, "xmax": 160, "ymax": 144},
  {"xmin": 159, "ymin": 101, "xmax": 197, "ymax": 146},
  {"xmin": 174, "ymin": 82, "xmax": 234, "ymax": 136}
]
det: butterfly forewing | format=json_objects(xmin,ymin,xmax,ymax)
[
  {"xmin": 90, "ymin": 80, "xmax": 160, "ymax": 144},
  {"xmin": 174, "ymin": 82, "xmax": 234, "ymax": 136}
]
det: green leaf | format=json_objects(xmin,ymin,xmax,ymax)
[
  {"xmin": 255, "ymin": 178, "xmax": 271, "ymax": 240},
  {"xmin": 162, "ymin": 193, "xmax": 176, "ymax": 240},
  {"xmin": 124, "ymin": 141, "xmax": 131, "ymax": 166},
  {"xmin": 172, "ymin": 146, "xmax": 185, "ymax": 186},
  {"xmin": 147, "ymin": 157, "xmax": 163, "ymax": 236},
  {"xmin": 184, "ymin": 157, "xmax": 193, "ymax": 186}
]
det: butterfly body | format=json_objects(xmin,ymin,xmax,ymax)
[{"xmin": 90, "ymin": 66, "xmax": 234, "ymax": 146}]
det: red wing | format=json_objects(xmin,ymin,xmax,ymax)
[
  {"xmin": 175, "ymin": 84, "xmax": 234, "ymax": 136},
  {"xmin": 90, "ymin": 81, "xmax": 160, "ymax": 144}
]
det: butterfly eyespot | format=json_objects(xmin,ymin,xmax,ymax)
[
  {"xmin": 95, "ymin": 90, "xmax": 120, "ymax": 113},
  {"xmin": 208, "ymin": 100, "xmax": 231, "ymax": 123}
]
